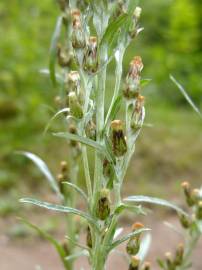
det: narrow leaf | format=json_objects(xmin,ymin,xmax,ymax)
[
  {"xmin": 114, "ymin": 203, "xmax": 145, "ymax": 215},
  {"xmin": 20, "ymin": 198, "xmax": 98, "ymax": 229},
  {"xmin": 124, "ymin": 195, "xmax": 188, "ymax": 217},
  {"xmin": 44, "ymin": 108, "xmax": 69, "ymax": 135},
  {"xmin": 100, "ymin": 14, "xmax": 128, "ymax": 48},
  {"xmin": 114, "ymin": 228, "xmax": 123, "ymax": 240},
  {"xmin": 170, "ymin": 75, "xmax": 202, "ymax": 118},
  {"xmin": 53, "ymin": 132, "xmax": 105, "ymax": 154},
  {"xmin": 137, "ymin": 233, "xmax": 152, "ymax": 261},
  {"xmin": 17, "ymin": 152, "xmax": 61, "ymax": 197},
  {"xmin": 19, "ymin": 218, "xmax": 68, "ymax": 268},
  {"xmin": 110, "ymin": 228, "xmax": 150, "ymax": 250},
  {"xmin": 62, "ymin": 182, "xmax": 88, "ymax": 202},
  {"xmin": 65, "ymin": 250, "xmax": 89, "ymax": 261},
  {"xmin": 49, "ymin": 16, "xmax": 63, "ymax": 86},
  {"xmin": 140, "ymin": 79, "xmax": 152, "ymax": 88}
]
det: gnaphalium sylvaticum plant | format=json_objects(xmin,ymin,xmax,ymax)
[{"xmin": 19, "ymin": 0, "xmax": 202, "ymax": 270}]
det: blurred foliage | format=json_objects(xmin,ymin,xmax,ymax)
[{"xmin": 0, "ymin": 0, "xmax": 202, "ymax": 213}]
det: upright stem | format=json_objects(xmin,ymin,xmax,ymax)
[
  {"xmin": 105, "ymin": 47, "xmax": 125, "ymax": 129},
  {"xmin": 92, "ymin": 48, "xmax": 107, "ymax": 215}
]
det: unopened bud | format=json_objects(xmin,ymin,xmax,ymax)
[
  {"xmin": 134, "ymin": 7, "xmax": 142, "ymax": 20},
  {"xmin": 54, "ymin": 95, "xmax": 63, "ymax": 108},
  {"xmin": 62, "ymin": 239, "xmax": 70, "ymax": 255},
  {"xmin": 60, "ymin": 161, "xmax": 68, "ymax": 173},
  {"xmin": 196, "ymin": 201, "xmax": 202, "ymax": 220},
  {"xmin": 179, "ymin": 214, "xmax": 191, "ymax": 229},
  {"xmin": 129, "ymin": 256, "xmax": 140, "ymax": 270},
  {"xmin": 83, "ymin": 36, "xmax": 99, "ymax": 73},
  {"xmin": 86, "ymin": 226, "xmax": 92, "ymax": 248},
  {"xmin": 165, "ymin": 252, "xmax": 174, "ymax": 269},
  {"xmin": 57, "ymin": 173, "xmax": 65, "ymax": 193},
  {"xmin": 174, "ymin": 243, "xmax": 184, "ymax": 266},
  {"xmin": 131, "ymin": 95, "xmax": 145, "ymax": 130},
  {"xmin": 142, "ymin": 262, "xmax": 151, "ymax": 270},
  {"xmin": 181, "ymin": 181, "xmax": 195, "ymax": 207},
  {"xmin": 126, "ymin": 222, "xmax": 144, "ymax": 255},
  {"xmin": 71, "ymin": 9, "xmax": 86, "ymax": 49},
  {"xmin": 68, "ymin": 124, "xmax": 78, "ymax": 147},
  {"xmin": 64, "ymin": 71, "xmax": 80, "ymax": 94},
  {"xmin": 57, "ymin": 43, "xmax": 73, "ymax": 68},
  {"xmin": 103, "ymin": 158, "xmax": 113, "ymax": 179},
  {"xmin": 96, "ymin": 189, "xmax": 111, "ymax": 220},
  {"xmin": 68, "ymin": 91, "xmax": 83, "ymax": 119},
  {"xmin": 129, "ymin": 7, "xmax": 142, "ymax": 38},
  {"xmin": 111, "ymin": 120, "xmax": 127, "ymax": 157},
  {"xmin": 191, "ymin": 189, "xmax": 201, "ymax": 204},
  {"xmin": 123, "ymin": 56, "xmax": 143, "ymax": 99},
  {"xmin": 85, "ymin": 120, "xmax": 96, "ymax": 140}
]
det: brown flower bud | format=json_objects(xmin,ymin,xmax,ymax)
[
  {"xmin": 68, "ymin": 91, "xmax": 83, "ymax": 119},
  {"xmin": 129, "ymin": 256, "xmax": 140, "ymax": 270},
  {"xmin": 64, "ymin": 71, "xmax": 80, "ymax": 94},
  {"xmin": 85, "ymin": 120, "xmax": 96, "ymax": 140},
  {"xmin": 83, "ymin": 36, "xmax": 99, "ymax": 73},
  {"xmin": 103, "ymin": 158, "xmax": 113, "ymax": 179},
  {"xmin": 57, "ymin": 43, "xmax": 73, "ymax": 68},
  {"xmin": 57, "ymin": 173, "xmax": 65, "ymax": 193},
  {"xmin": 142, "ymin": 262, "xmax": 151, "ymax": 270},
  {"xmin": 132, "ymin": 222, "xmax": 144, "ymax": 231},
  {"xmin": 96, "ymin": 189, "xmax": 111, "ymax": 220},
  {"xmin": 60, "ymin": 160, "xmax": 68, "ymax": 173},
  {"xmin": 54, "ymin": 95, "xmax": 63, "ymax": 108},
  {"xmin": 123, "ymin": 56, "xmax": 143, "ymax": 99},
  {"xmin": 111, "ymin": 120, "xmax": 127, "ymax": 157},
  {"xmin": 165, "ymin": 252, "xmax": 174, "ymax": 270},
  {"xmin": 126, "ymin": 222, "xmax": 144, "ymax": 255},
  {"xmin": 174, "ymin": 243, "xmax": 184, "ymax": 266},
  {"xmin": 61, "ymin": 239, "xmax": 70, "ymax": 256},
  {"xmin": 179, "ymin": 214, "xmax": 191, "ymax": 229},
  {"xmin": 71, "ymin": 9, "xmax": 86, "ymax": 49},
  {"xmin": 196, "ymin": 201, "xmax": 202, "ymax": 220},
  {"xmin": 68, "ymin": 124, "xmax": 78, "ymax": 147},
  {"xmin": 86, "ymin": 226, "xmax": 92, "ymax": 248},
  {"xmin": 191, "ymin": 189, "xmax": 201, "ymax": 204},
  {"xmin": 131, "ymin": 95, "xmax": 145, "ymax": 130},
  {"xmin": 129, "ymin": 7, "xmax": 142, "ymax": 38},
  {"xmin": 181, "ymin": 181, "xmax": 195, "ymax": 207}
]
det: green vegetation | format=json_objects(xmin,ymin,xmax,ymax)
[{"xmin": 0, "ymin": 0, "xmax": 201, "ymax": 210}]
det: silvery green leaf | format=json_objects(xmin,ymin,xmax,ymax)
[
  {"xmin": 124, "ymin": 195, "xmax": 188, "ymax": 217},
  {"xmin": 137, "ymin": 233, "xmax": 151, "ymax": 261},
  {"xmin": 19, "ymin": 218, "xmax": 68, "ymax": 268},
  {"xmin": 110, "ymin": 228, "xmax": 150, "ymax": 250},
  {"xmin": 20, "ymin": 198, "xmax": 99, "ymax": 230},
  {"xmin": 39, "ymin": 68, "xmax": 62, "ymax": 82},
  {"xmin": 49, "ymin": 16, "xmax": 63, "ymax": 86},
  {"xmin": 100, "ymin": 14, "xmax": 128, "ymax": 50},
  {"xmin": 53, "ymin": 132, "xmax": 110, "ymax": 160},
  {"xmin": 163, "ymin": 221, "xmax": 183, "ymax": 236},
  {"xmin": 113, "ymin": 228, "xmax": 123, "ymax": 240},
  {"xmin": 62, "ymin": 182, "xmax": 88, "ymax": 202},
  {"xmin": 17, "ymin": 152, "xmax": 61, "ymax": 197},
  {"xmin": 65, "ymin": 250, "xmax": 89, "ymax": 262},
  {"xmin": 140, "ymin": 78, "xmax": 152, "ymax": 88},
  {"xmin": 114, "ymin": 203, "xmax": 145, "ymax": 215},
  {"xmin": 170, "ymin": 75, "xmax": 202, "ymax": 118},
  {"xmin": 44, "ymin": 108, "xmax": 69, "ymax": 135}
]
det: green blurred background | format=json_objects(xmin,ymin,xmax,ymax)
[{"xmin": 0, "ymin": 0, "xmax": 202, "ymax": 217}]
